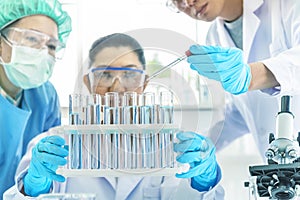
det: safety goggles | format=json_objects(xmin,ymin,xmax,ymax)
[
  {"xmin": 0, "ymin": 27, "xmax": 65, "ymax": 59},
  {"xmin": 166, "ymin": 0, "xmax": 188, "ymax": 13},
  {"xmin": 89, "ymin": 66, "xmax": 146, "ymax": 89}
]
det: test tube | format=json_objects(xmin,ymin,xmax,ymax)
[
  {"xmin": 159, "ymin": 91, "xmax": 174, "ymax": 124},
  {"xmin": 123, "ymin": 92, "xmax": 138, "ymax": 124},
  {"xmin": 104, "ymin": 92, "xmax": 119, "ymax": 124},
  {"xmin": 98, "ymin": 95, "xmax": 105, "ymax": 169},
  {"xmin": 80, "ymin": 95, "xmax": 92, "ymax": 169},
  {"xmin": 159, "ymin": 91, "xmax": 174, "ymax": 168},
  {"xmin": 139, "ymin": 92, "xmax": 155, "ymax": 168},
  {"xmin": 103, "ymin": 92, "xmax": 119, "ymax": 169},
  {"xmin": 87, "ymin": 94, "xmax": 101, "ymax": 169},
  {"xmin": 87, "ymin": 94, "xmax": 101, "ymax": 124},
  {"xmin": 68, "ymin": 94, "xmax": 83, "ymax": 169},
  {"xmin": 121, "ymin": 92, "xmax": 138, "ymax": 169},
  {"xmin": 139, "ymin": 92, "xmax": 155, "ymax": 124}
]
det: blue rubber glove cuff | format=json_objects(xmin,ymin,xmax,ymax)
[
  {"xmin": 191, "ymin": 164, "xmax": 222, "ymax": 192},
  {"xmin": 226, "ymin": 63, "xmax": 251, "ymax": 95},
  {"xmin": 24, "ymin": 174, "xmax": 52, "ymax": 197}
]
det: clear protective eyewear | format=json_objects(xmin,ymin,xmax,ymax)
[
  {"xmin": 89, "ymin": 65, "xmax": 146, "ymax": 89},
  {"xmin": 166, "ymin": 0, "xmax": 188, "ymax": 13},
  {"xmin": 0, "ymin": 27, "xmax": 65, "ymax": 59}
]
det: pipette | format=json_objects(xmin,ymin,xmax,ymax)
[{"xmin": 146, "ymin": 51, "xmax": 191, "ymax": 81}]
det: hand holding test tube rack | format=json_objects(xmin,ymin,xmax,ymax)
[{"xmin": 51, "ymin": 91, "xmax": 189, "ymax": 177}]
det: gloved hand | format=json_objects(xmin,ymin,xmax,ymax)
[
  {"xmin": 24, "ymin": 135, "xmax": 68, "ymax": 197},
  {"xmin": 187, "ymin": 45, "xmax": 252, "ymax": 95},
  {"xmin": 174, "ymin": 131, "xmax": 220, "ymax": 192}
]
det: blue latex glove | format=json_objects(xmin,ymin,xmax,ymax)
[
  {"xmin": 187, "ymin": 45, "xmax": 252, "ymax": 95},
  {"xmin": 174, "ymin": 131, "xmax": 220, "ymax": 192},
  {"xmin": 24, "ymin": 135, "xmax": 68, "ymax": 197}
]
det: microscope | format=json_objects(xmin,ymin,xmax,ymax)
[{"xmin": 248, "ymin": 96, "xmax": 300, "ymax": 200}]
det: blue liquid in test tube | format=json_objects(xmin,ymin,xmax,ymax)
[
  {"xmin": 87, "ymin": 94, "xmax": 101, "ymax": 169},
  {"xmin": 159, "ymin": 91, "xmax": 174, "ymax": 168},
  {"xmin": 69, "ymin": 94, "xmax": 83, "ymax": 169},
  {"xmin": 122, "ymin": 92, "xmax": 138, "ymax": 169},
  {"xmin": 104, "ymin": 92, "xmax": 119, "ymax": 169},
  {"xmin": 139, "ymin": 92, "xmax": 155, "ymax": 168},
  {"xmin": 79, "ymin": 95, "xmax": 92, "ymax": 169}
]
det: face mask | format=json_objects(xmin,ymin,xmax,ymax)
[{"xmin": 1, "ymin": 44, "xmax": 55, "ymax": 89}]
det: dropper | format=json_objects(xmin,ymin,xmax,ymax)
[{"xmin": 146, "ymin": 50, "xmax": 191, "ymax": 81}]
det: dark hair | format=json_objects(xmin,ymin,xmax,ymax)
[{"xmin": 89, "ymin": 33, "xmax": 146, "ymax": 69}]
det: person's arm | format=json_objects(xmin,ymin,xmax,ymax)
[{"xmin": 248, "ymin": 62, "xmax": 279, "ymax": 91}]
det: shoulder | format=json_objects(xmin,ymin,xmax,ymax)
[
  {"xmin": 28, "ymin": 81, "xmax": 57, "ymax": 96},
  {"xmin": 280, "ymin": 0, "xmax": 300, "ymax": 19},
  {"xmin": 280, "ymin": 0, "xmax": 300, "ymax": 9},
  {"xmin": 24, "ymin": 81, "xmax": 59, "ymax": 105}
]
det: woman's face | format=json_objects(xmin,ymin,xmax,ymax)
[{"xmin": 84, "ymin": 46, "xmax": 147, "ymax": 96}]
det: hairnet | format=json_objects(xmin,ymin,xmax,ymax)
[{"xmin": 0, "ymin": 0, "xmax": 72, "ymax": 45}]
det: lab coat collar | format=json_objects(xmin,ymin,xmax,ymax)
[
  {"xmin": 215, "ymin": 0, "xmax": 263, "ymax": 61},
  {"xmin": 106, "ymin": 176, "xmax": 143, "ymax": 200},
  {"xmin": 243, "ymin": 0, "xmax": 264, "ymax": 61},
  {"xmin": 215, "ymin": 18, "xmax": 236, "ymax": 47},
  {"xmin": 244, "ymin": 0, "xmax": 264, "ymax": 13}
]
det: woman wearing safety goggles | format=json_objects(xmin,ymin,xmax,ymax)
[{"xmin": 82, "ymin": 35, "xmax": 148, "ymax": 97}]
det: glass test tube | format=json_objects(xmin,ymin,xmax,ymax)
[
  {"xmin": 103, "ymin": 92, "xmax": 119, "ymax": 169},
  {"xmin": 121, "ymin": 92, "xmax": 138, "ymax": 169},
  {"xmin": 159, "ymin": 91, "xmax": 174, "ymax": 124},
  {"xmin": 87, "ymin": 94, "xmax": 101, "ymax": 169},
  {"xmin": 104, "ymin": 92, "xmax": 119, "ymax": 124},
  {"xmin": 80, "ymin": 95, "xmax": 92, "ymax": 170},
  {"xmin": 159, "ymin": 91, "xmax": 174, "ymax": 168},
  {"xmin": 139, "ymin": 92, "xmax": 155, "ymax": 168},
  {"xmin": 69, "ymin": 94, "xmax": 83, "ymax": 169},
  {"xmin": 123, "ymin": 92, "xmax": 138, "ymax": 124},
  {"xmin": 69, "ymin": 94, "xmax": 81, "ymax": 125}
]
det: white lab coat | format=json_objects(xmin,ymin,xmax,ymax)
[
  {"xmin": 3, "ymin": 132, "xmax": 225, "ymax": 200},
  {"xmin": 207, "ymin": 0, "xmax": 300, "ymax": 158}
]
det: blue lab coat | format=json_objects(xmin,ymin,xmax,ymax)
[{"xmin": 0, "ymin": 81, "xmax": 61, "ymax": 199}]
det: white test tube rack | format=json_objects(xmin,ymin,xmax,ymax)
[{"xmin": 50, "ymin": 124, "xmax": 189, "ymax": 177}]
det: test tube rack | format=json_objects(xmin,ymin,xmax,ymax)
[{"xmin": 50, "ymin": 124, "xmax": 189, "ymax": 177}]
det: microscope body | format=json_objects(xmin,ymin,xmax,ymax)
[{"xmin": 248, "ymin": 96, "xmax": 300, "ymax": 200}]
